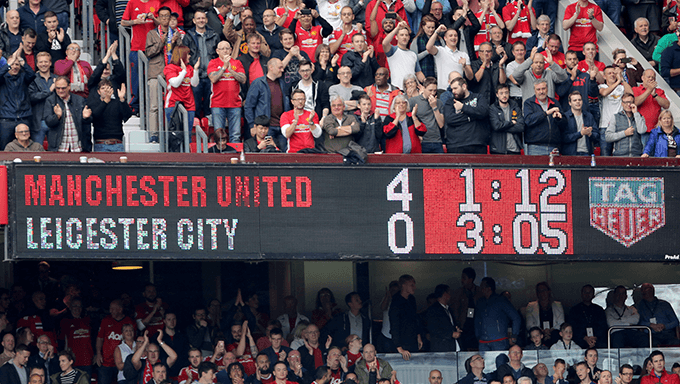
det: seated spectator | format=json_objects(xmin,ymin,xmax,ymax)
[
  {"xmin": 643, "ymin": 110, "xmax": 680, "ymax": 158},
  {"xmin": 444, "ymin": 77, "xmax": 490, "ymax": 154},
  {"xmin": 326, "ymin": 347, "xmax": 347, "ymax": 382},
  {"xmin": 612, "ymin": 49, "xmax": 643, "ymax": 87},
  {"xmin": 473, "ymin": 0, "xmax": 505, "ymax": 51},
  {"xmin": 341, "ymin": 34, "xmax": 378, "ymax": 89},
  {"xmin": 328, "ymin": 66, "xmax": 362, "ymax": 110},
  {"xmin": 457, "ymin": 355, "xmax": 490, "ymax": 384},
  {"xmin": 631, "ymin": 18, "xmax": 659, "ymax": 67},
  {"xmin": 512, "ymin": 47, "xmax": 568, "ymax": 103},
  {"xmin": 409, "ymin": 77, "xmax": 444, "ymax": 153},
  {"xmin": 244, "ymin": 59, "xmax": 289, "ymax": 149},
  {"xmin": 312, "ymin": 44, "xmax": 338, "ymax": 84},
  {"xmin": 605, "ymin": 286, "xmax": 647, "ymax": 347},
  {"xmin": 0, "ymin": 333, "xmax": 16, "ymax": 366},
  {"xmin": 247, "ymin": 353, "xmax": 273, "ymax": 384},
  {"xmin": 607, "ymin": 92, "xmax": 647, "ymax": 152},
  {"xmin": 525, "ymin": 326, "xmax": 548, "ymax": 350},
  {"xmin": 634, "ymin": 69, "xmax": 670, "ymax": 146},
  {"xmin": 502, "ymin": 0, "xmax": 536, "ymax": 45},
  {"xmin": 29, "ymin": 51, "xmax": 55, "ymax": 145},
  {"xmin": 35, "ymin": 11, "xmax": 71, "ymax": 64},
  {"xmin": 87, "ymin": 80, "xmax": 131, "ymax": 152},
  {"xmin": 672, "ymin": 364, "xmax": 680, "ymax": 376},
  {"xmin": 55, "ymin": 43, "xmax": 93, "ymax": 99},
  {"xmin": 345, "ymin": 335, "xmax": 362, "ymax": 367},
  {"xmin": 427, "ymin": 25, "xmax": 473, "ymax": 91},
  {"xmin": 525, "ymin": 15, "xmax": 550, "ymax": 56},
  {"xmin": 410, "ymin": 15, "xmax": 438, "ymax": 79},
  {"xmin": 208, "ymin": 129, "xmax": 238, "ymax": 154},
  {"xmin": 244, "ymin": 116, "xmax": 280, "ymax": 153},
  {"xmin": 489, "ymin": 83, "xmax": 524, "ymax": 155},
  {"xmin": 354, "ymin": 344, "xmax": 392, "ymax": 384},
  {"xmin": 0, "ymin": 11, "xmax": 22, "ymax": 59},
  {"xmin": 260, "ymin": 328, "xmax": 291, "ymax": 365},
  {"xmin": 18, "ymin": 0, "xmax": 48, "ymax": 36},
  {"xmin": 561, "ymin": 91, "xmax": 598, "ymax": 156},
  {"xmin": 523, "ymin": 79, "xmax": 565, "ymax": 155},
  {"xmin": 20, "ymin": 29, "xmax": 38, "ymax": 71},
  {"xmin": 562, "ymin": 0, "xmax": 603, "ymax": 60},
  {"xmin": 599, "ymin": 66, "xmax": 633, "ymax": 156},
  {"xmin": 383, "ymin": 21, "xmax": 424, "ymax": 89},
  {"xmin": 44, "ymin": 76, "xmax": 92, "ymax": 152},
  {"xmin": 292, "ymin": 60, "xmax": 330, "ymax": 120},
  {"xmin": 0, "ymin": 47, "xmax": 36, "ymax": 151},
  {"xmin": 383, "ymin": 95, "xmax": 426, "ymax": 153},
  {"xmin": 640, "ymin": 352, "xmax": 679, "ymax": 384},
  {"xmin": 496, "ymin": 345, "xmax": 537, "ymax": 382},
  {"xmin": 535, "ymin": 364, "xmax": 551, "ymax": 384},
  {"xmin": 568, "ymin": 284, "xmax": 607, "ymax": 349},
  {"xmin": 4, "ymin": 123, "xmax": 44, "ymax": 151},
  {"xmin": 282, "ymin": 90, "xmax": 321, "ymax": 153},
  {"xmin": 635, "ymin": 283, "xmax": 680, "ymax": 345},
  {"xmin": 209, "ymin": 41, "xmax": 246, "ymax": 143},
  {"xmin": 164, "ymin": 45, "xmax": 199, "ymax": 130},
  {"xmin": 354, "ymin": 94, "xmax": 382, "ymax": 153},
  {"xmin": 550, "ymin": 322, "xmax": 582, "ymax": 350}
]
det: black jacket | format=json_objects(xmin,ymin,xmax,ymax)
[
  {"xmin": 495, "ymin": 363, "xmax": 536, "ymax": 383},
  {"xmin": 389, "ymin": 293, "xmax": 421, "ymax": 352},
  {"xmin": 489, "ymin": 99, "xmax": 524, "ymax": 154},
  {"xmin": 297, "ymin": 343, "xmax": 328, "ymax": 374},
  {"xmin": 451, "ymin": 10, "xmax": 481, "ymax": 56},
  {"xmin": 0, "ymin": 62, "xmax": 36, "ymax": 120},
  {"xmin": 184, "ymin": 27, "xmax": 220, "ymax": 78},
  {"xmin": 0, "ymin": 362, "xmax": 30, "ymax": 384},
  {"xmin": 94, "ymin": 0, "xmax": 117, "ymax": 36},
  {"xmin": 354, "ymin": 113, "xmax": 382, "ymax": 153},
  {"xmin": 258, "ymin": 24, "xmax": 284, "ymax": 52},
  {"xmin": 88, "ymin": 58, "xmax": 126, "ymax": 91},
  {"xmin": 322, "ymin": 311, "xmax": 371, "ymax": 348},
  {"xmin": 238, "ymin": 53, "xmax": 269, "ymax": 98},
  {"xmin": 341, "ymin": 51, "xmax": 379, "ymax": 88},
  {"xmin": 35, "ymin": 32, "xmax": 71, "ymax": 63},
  {"xmin": 87, "ymin": 92, "xmax": 132, "ymax": 141},
  {"xmin": 0, "ymin": 25, "xmax": 13, "ymax": 59},
  {"xmin": 44, "ymin": 92, "xmax": 92, "ymax": 152},
  {"xmin": 523, "ymin": 96, "xmax": 565, "ymax": 147},
  {"xmin": 206, "ymin": 8, "xmax": 227, "ymax": 41},
  {"xmin": 186, "ymin": 322, "xmax": 219, "ymax": 351},
  {"xmin": 291, "ymin": 79, "xmax": 329, "ymax": 118},
  {"xmin": 426, "ymin": 303, "xmax": 460, "ymax": 352},
  {"xmin": 443, "ymin": 91, "xmax": 490, "ymax": 148}
]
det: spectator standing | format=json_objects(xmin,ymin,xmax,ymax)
[
  {"xmin": 237, "ymin": 33, "xmax": 270, "ymax": 94},
  {"xmin": 640, "ymin": 352, "xmax": 680, "ymax": 384},
  {"xmin": 87, "ymin": 80, "xmax": 131, "ymax": 152},
  {"xmin": 383, "ymin": 95, "xmax": 426, "ymax": 153},
  {"xmin": 612, "ymin": 49, "xmax": 643, "ymax": 87},
  {"xmin": 383, "ymin": 21, "xmax": 425, "ymax": 89},
  {"xmin": 209, "ymin": 40, "xmax": 246, "ymax": 143},
  {"xmin": 426, "ymin": 284, "xmax": 461, "ymax": 352},
  {"xmin": 364, "ymin": 67, "xmax": 400, "ymax": 120},
  {"xmin": 35, "ymin": 12, "xmax": 71, "ymax": 64},
  {"xmin": 561, "ymin": 91, "xmax": 598, "ymax": 156},
  {"xmin": 96, "ymin": 300, "xmax": 135, "ymax": 384},
  {"xmin": 163, "ymin": 46, "xmax": 200, "ymax": 128},
  {"xmin": 330, "ymin": 7, "xmax": 362, "ymax": 65},
  {"xmin": 506, "ymin": 42, "xmax": 527, "ymax": 106},
  {"xmin": 556, "ymin": 50, "xmax": 599, "ymax": 113},
  {"xmin": 44, "ymin": 76, "xmax": 92, "ymax": 152},
  {"xmin": 244, "ymin": 59, "xmax": 289, "ymax": 148},
  {"xmin": 605, "ymin": 286, "xmax": 646, "ymax": 347},
  {"xmin": 562, "ymin": 0, "xmax": 603, "ymax": 59},
  {"xmin": 354, "ymin": 94, "xmax": 382, "ymax": 153},
  {"xmin": 643, "ymin": 110, "xmax": 680, "ymax": 158},
  {"xmin": 470, "ymin": 41, "xmax": 507, "ymax": 104},
  {"xmin": 634, "ymin": 69, "xmax": 670, "ymax": 146},
  {"xmin": 321, "ymin": 95, "xmax": 360, "ymax": 153},
  {"xmin": 660, "ymin": 29, "xmax": 680, "ymax": 96},
  {"xmin": 410, "ymin": 15, "xmax": 438, "ymax": 79},
  {"xmin": 323, "ymin": 292, "xmax": 370, "ymax": 347},
  {"xmin": 292, "ymin": 60, "xmax": 330, "ymax": 119},
  {"xmin": 0, "ymin": 47, "xmax": 36, "ymax": 150},
  {"xmin": 605, "ymin": 93, "xmax": 645, "ymax": 156},
  {"xmin": 18, "ymin": 0, "xmax": 48, "ymax": 36},
  {"xmin": 474, "ymin": 277, "xmax": 521, "ymax": 351},
  {"xmin": 88, "ymin": 42, "xmax": 125, "ymax": 92},
  {"xmin": 636, "ymin": 283, "xmax": 680, "ymax": 346},
  {"xmin": 489, "ymin": 83, "xmax": 524, "ymax": 155},
  {"xmin": 58, "ymin": 298, "xmax": 93, "ymax": 375},
  {"xmin": 54, "ymin": 43, "xmax": 93, "ymax": 99},
  {"xmin": 184, "ymin": 10, "xmax": 219, "ymax": 123},
  {"xmin": 427, "ymin": 25, "xmax": 473, "ymax": 91},
  {"xmin": 365, "ymin": 0, "xmax": 409, "ymax": 43},
  {"xmin": 328, "ymin": 66, "xmax": 362, "ymax": 110},
  {"xmin": 290, "ymin": 9, "xmax": 334, "ymax": 62},
  {"xmin": 631, "ymin": 18, "xmax": 659, "ymax": 67},
  {"xmin": 259, "ymin": 9, "xmax": 284, "ymax": 52},
  {"xmin": 0, "ymin": 345, "xmax": 30, "ymax": 384},
  {"xmin": 121, "ymin": 0, "xmax": 161, "ymax": 113},
  {"xmin": 625, "ymin": 0, "xmax": 662, "ymax": 34},
  {"xmin": 567, "ymin": 284, "xmax": 607, "ymax": 349},
  {"xmin": 525, "ymin": 282, "xmax": 565, "ymax": 347},
  {"xmin": 496, "ymin": 345, "xmax": 537, "ymax": 381},
  {"xmin": 512, "ymin": 47, "xmax": 568, "ymax": 103},
  {"xmin": 0, "ymin": 11, "xmax": 23, "ymax": 58},
  {"xmin": 281, "ymin": 89, "xmax": 322, "ymax": 153},
  {"xmin": 540, "ymin": 35, "xmax": 566, "ymax": 68},
  {"xmin": 29, "ymin": 51, "xmax": 56, "ymax": 145},
  {"xmin": 525, "ymin": 15, "xmax": 550, "ymax": 55},
  {"xmin": 472, "ymin": 0, "xmax": 505, "ymax": 51},
  {"xmin": 273, "ymin": 28, "xmax": 311, "ymax": 96},
  {"xmin": 20, "ymin": 29, "xmax": 38, "ymax": 71},
  {"xmin": 503, "ymin": 0, "xmax": 536, "ymax": 45},
  {"xmin": 388, "ymin": 274, "xmax": 423, "ymax": 360},
  {"xmin": 443, "ymin": 77, "xmax": 490, "ymax": 154},
  {"xmin": 451, "ymin": 268, "xmax": 482, "ymax": 352},
  {"xmin": 318, "ymin": 0, "xmax": 350, "ymax": 30},
  {"xmin": 4, "ymin": 123, "xmax": 44, "ymax": 151},
  {"xmin": 312, "ymin": 44, "xmax": 338, "ymax": 84},
  {"xmin": 341, "ymin": 34, "xmax": 378, "ymax": 88},
  {"xmin": 225, "ymin": 16, "xmax": 271, "ymax": 60},
  {"xmin": 599, "ymin": 66, "xmax": 633, "ymax": 156},
  {"xmin": 408, "ymin": 77, "xmax": 444, "ymax": 153},
  {"xmin": 275, "ymin": 0, "xmax": 303, "ymax": 29},
  {"xmin": 523, "ymin": 79, "xmax": 565, "ymax": 155}
]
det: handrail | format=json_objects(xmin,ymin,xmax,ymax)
[
  {"xmin": 607, "ymin": 325, "xmax": 653, "ymax": 353},
  {"xmin": 196, "ymin": 125, "xmax": 209, "ymax": 153},
  {"xmin": 69, "ymin": 1, "xmax": 75, "ymax": 39},
  {"xmin": 118, "ymin": 26, "xmax": 132, "ymax": 102},
  {"xmin": 82, "ymin": 0, "xmax": 94, "ymax": 59},
  {"xmin": 138, "ymin": 51, "xmax": 149, "ymax": 132},
  {"xmin": 157, "ymin": 75, "xmax": 167, "ymax": 150},
  {"xmin": 176, "ymin": 103, "xmax": 191, "ymax": 153}
]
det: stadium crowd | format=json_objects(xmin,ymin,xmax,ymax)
[
  {"xmin": 1, "ymin": 0, "xmax": 680, "ymax": 155},
  {"xmin": 1, "ymin": 263, "xmax": 680, "ymax": 384}
]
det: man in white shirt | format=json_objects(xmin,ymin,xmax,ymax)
[
  {"xmin": 426, "ymin": 25, "xmax": 473, "ymax": 90},
  {"xmin": 382, "ymin": 21, "xmax": 425, "ymax": 88}
]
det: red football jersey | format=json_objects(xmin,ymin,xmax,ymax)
[
  {"xmin": 97, "ymin": 315, "xmax": 135, "ymax": 367},
  {"xmin": 208, "ymin": 58, "xmax": 245, "ymax": 108}
]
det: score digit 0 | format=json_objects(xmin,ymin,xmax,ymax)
[{"xmin": 387, "ymin": 169, "xmax": 414, "ymax": 254}]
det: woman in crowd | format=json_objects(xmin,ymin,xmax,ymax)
[
  {"xmin": 208, "ymin": 128, "xmax": 237, "ymax": 153},
  {"xmin": 164, "ymin": 46, "xmax": 199, "ymax": 127},
  {"xmin": 114, "ymin": 323, "xmax": 136, "ymax": 384},
  {"xmin": 411, "ymin": 15, "xmax": 438, "ymax": 79},
  {"xmin": 383, "ymin": 95, "xmax": 426, "ymax": 153},
  {"xmin": 642, "ymin": 110, "xmax": 680, "ymax": 158},
  {"xmin": 313, "ymin": 44, "xmax": 339, "ymax": 85},
  {"xmin": 312, "ymin": 288, "xmax": 342, "ymax": 329},
  {"xmin": 51, "ymin": 350, "xmax": 90, "ymax": 384},
  {"xmin": 403, "ymin": 74, "xmax": 421, "ymax": 100}
]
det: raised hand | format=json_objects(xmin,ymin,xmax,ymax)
[
  {"xmin": 54, "ymin": 104, "xmax": 63, "ymax": 119},
  {"xmin": 118, "ymin": 83, "xmax": 126, "ymax": 100},
  {"xmin": 412, "ymin": 103, "xmax": 419, "ymax": 116}
]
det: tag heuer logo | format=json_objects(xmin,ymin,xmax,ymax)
[{"xmin": 589, "ymin": 177, "xmax": 665, "ymax": 247}]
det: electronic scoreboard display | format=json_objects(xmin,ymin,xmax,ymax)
[{"xmin": 9, "ymin": 164, "xmax": 678, "ymax": 260}]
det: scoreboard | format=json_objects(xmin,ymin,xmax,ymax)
[{"xmin": 8, "ymin": 163, "xmax": 678, "ymax": 260}]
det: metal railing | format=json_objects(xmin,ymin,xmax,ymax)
[
  {"xmin": 138, "ymin": 51, "xmax": 149, "ymax": 132},
  {"xmin": 607, "ymin": 325, "xmax": 653, "ymax": 352},
  {"xmin": 157, "ymin": 75, "xmax": 167, "ymax": 150},
  {"xmin": 81, "ymin": 0, "xmax": 95, "ymax": 59},
  {"xmin": 69, "ymin": 1, "xmax": 75, "ymax": 39},
  {"xmin": 196, "ymin": 125, "xmax": 209, "ymax": 153},
  {"xmin": 99, "ymin": 22, "xmax": 110, "ymax": 60},
  {"xmin": 118, "ymin": 26, "xmax": 132, "ymax": 102}
]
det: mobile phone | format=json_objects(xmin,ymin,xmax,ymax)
[
  {"xmin": 620, "ymin": 57, "xmax": 632, "ymax": 63},
  {"xmin": 264, "ymin": 136, "xmax": 272, "ymax": 141},
  {"xmin": 386, "ymin": 12, "xmax": 397, "ymax": 19}
]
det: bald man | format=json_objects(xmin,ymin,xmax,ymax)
[
  {"xmin": 355, "ymin": 344, "xmax": 393, "ymax": 384},
  {"xmin": 429, "ymin": 370, "xmax": 443, "ymax": 384},
  {"xmin": 4, "ymin": 124, "xmax": 44, "ymax": 151},
  {"xmin": 244, "ymin": 58, "xmax": 290, "ymax": 150},
  {"xmin": 1, "ymin": 10, "xmax": 22, "ymax": 58}
]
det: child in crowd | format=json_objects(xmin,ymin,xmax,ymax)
[
  {"xmin": 526, "ymin": 326, "xmax": 549, "ymax": 350},
  {"xmin": 551, "ymin": 323, "xmax": 583, "ymax": 350}
]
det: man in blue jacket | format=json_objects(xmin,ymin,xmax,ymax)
[
  {"xmin": 474, "ymin": 277, "xmax": 522, "ymax": 351},
  {"xmin": 0, "ymin": 46, "xmax": 35, "ymax": 150},
  {"xmin": 244, "ymin": 58, "xmax": 289, "ymax": 149},
  {"xmin": 562, "ymin": 91, "xmax": 598, "ymax": 156},
  {"xmin": 524, "ymin": 79, "xmax": 565, "ymax": 155}
]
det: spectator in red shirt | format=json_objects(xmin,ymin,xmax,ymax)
[
  {"xmin": 562, "ymin": 0, "xmax": 603, "ymax": 59},
  {"xmin": 282, "ymin": 89, "xmax": 322, "ymax": 152},
  {"xmin": 290, "ymin": 9, "xmax": 333, "ymax": 62},
  {"xmin": 365, "ymin": 0, "xmax": 408, "ymax": 42},
  {"xmin": 59, "ymin": 298, "xmax": 93, "ymax": 375},
  {"xmin": 503, "ymin": 0, "xmax": 536, "ymax": 45},
  {"xmin": 640, "ymin": 351, "xmax": 680, "ymax": 384},
  {"xmin": 134, "ymin": 283, "xmax": 170, "ymax": 338},
  {"xmin": 634, "ymin": 69, "xmax": 670, "ymax": 145},
  {"xmin": 20, "ymin": 29, "xmax": 38, "ymax": 70},
  {"xmin": 164, "ymin": 45, "xmax": 200, "ymax": 128},
  {"xmin": 95, "ymin": 299, "xmax": 135, "ymax": 384},
  {"xmin": 209, "ymin": 40, "xmax": 246, "ymax": 142},
  {"xmin": 577, "ymin": 42, "xmax": 605, "ymax": 83},
  {"xmin": 540, "ymin": 34, "xmax": 566, "ymax": 69}
]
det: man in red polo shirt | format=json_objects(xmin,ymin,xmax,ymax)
[
  {"xmin": 563, "ymin": 0, "xmax": 603, "ymax": 58},
  {"xmin": 282, "ymin": 89, "xmax": 321, "ymax": 152}
]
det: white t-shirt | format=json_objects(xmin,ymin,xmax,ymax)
[
  {"xmin": 298, "ymin": 81, "xmax": 314, "ymax": 111},
  {"xmin": 433, "ymin": 45, "xmax": 469, "ymax": 90},
  {"xmin": 386, "ymin": 46, "xmax": 421, "ymax": 89},
  {"xmin": 599, "ymin": 83, "xmax": 624, "ymax": 128},
  {"xmin": 317, "ymin": 0, "xmax": 348, "ymax": 30}
]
